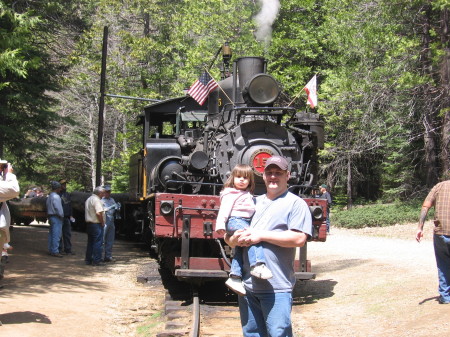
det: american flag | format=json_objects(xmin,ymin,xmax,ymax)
[
  {"xmin": 303, "ymin": 75, "xmax": 317, "ymax": 108},
  {"xmin": 188, "ymin": 71, "xmax": 218, "ymax": 105}
]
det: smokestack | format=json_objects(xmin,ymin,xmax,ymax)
[{"xmin": 254, "ymin": 0, "xmax": 281, "ymax": 46}]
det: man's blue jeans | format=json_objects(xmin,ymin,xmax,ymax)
[
  {"xmin": 103, "ymin": 222, "xmax": 115, "ymax": 259},
  {"xmin": 48, "ymin": 215, "xmax": 63, "ymax": 254},
  {"xmin": 227, "ymin": 217, "xmax": 266, "ymax": 278},
  {"xmin": 85, "ymin": 223, "xmax": 104, "ymax": 264},
  {"xmin": 433, "ymin": 234, "xmax": 450, "ymax": 303},
  {"xmin": 238, "ymin": 291, "xmax": 293, "ymax": 337}
]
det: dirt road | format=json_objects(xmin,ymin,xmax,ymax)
[
  {"xmin": 292, "ymin": 224, "xmax": 450, "ymax": 337},
  {"xmin": 0, "ymin": 222, "xmax": 165, "ymax": 337},
  {"xmin": 0, "ymin": 222, "xmax": 449, "ymax": 337}
]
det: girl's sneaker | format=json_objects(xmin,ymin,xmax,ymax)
[
  {"xmin": 250, "ymin": 263, "xmax": 273, "ymax": 279},
  {"xmin": 225, "ymin": 277, "xmax": 246, "ymax": 296}
]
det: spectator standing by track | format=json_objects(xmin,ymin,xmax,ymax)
[
  {"xmin": 58, "ymin": 179, "xmax": 75, "ymax": 255},
  {"xmin": 319, "ymin": 184, "xmax": 332, "ymax": 233},
  {"xmin": 416, "ymin": 174, "xmax": 450, "ymax": 305},
  {"xmin": 46, "ymin": 181, "xmax": 64, "ymax": 258},
  {"xmin": 85, "ymin": 186, "xmax": 106, "ymax": 266},
  {"xmin": 101, "ymin": 185, "xmax": 118, "ymax": 262},
  {"xmin": 0, "ymin": 160, "xmax": 20, "ymax": 284}
]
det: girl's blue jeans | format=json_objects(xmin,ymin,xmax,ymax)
[{"xmin": 227, "ymin": 216, "xmax": 266, "ymax": 278}]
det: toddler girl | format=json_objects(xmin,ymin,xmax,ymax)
[{"xmin": 215, "ymin": 164, "xmax": 272, "ymax": 296}]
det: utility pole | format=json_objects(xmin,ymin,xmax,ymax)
[{"xmin": 96, "ymin": 26, "xmax": 108, "ymax": 187}]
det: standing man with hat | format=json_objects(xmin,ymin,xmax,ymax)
[
  {"xmin": 225, "ymin": 155, "xmax": 312, "ymax": 337},
  {"xmin": 101, "ymin": 185, "xmax": 118, "ymax": 262},
  {"xmin": 319, "ymin": 184, "xmax": 332, "ymax": 233},
  {"xmin": 0, "ymin": 160, "xmax": 20, "ymax": 283},
  {"xmin": 85, "ymin": 186, "xmax": 106, "ymax": 266},
  {"xmin": 58, "ymin": 179, "xmax": 75, "ymax": 255},
  {"xmin": 46, "ymin": 181, "xmax": 64, "ymax": 257}
]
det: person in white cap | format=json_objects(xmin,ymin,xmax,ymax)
[
  {"xmin": 46, "ymin": 181, "xmax": 64, "ymax": 257},
  {"xmin": 225, "ymin": 155, "xmax": 312, "ymax": 337},
  {"xmin": 101, "ymin": 185, "xmax": 119, "ymax": 262},
  {"xmin": 0, "ymin": 159, "xmax": 20, "ymax": 283}
]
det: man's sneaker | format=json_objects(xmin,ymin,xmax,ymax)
[
  {"xmin": 438, "ymin": 297, "xmax": 450, "ymax": 304},
  {"xmin": 250, "ymin": 263, "xmax": 273, "ymax": 279},
  {"xmin": 225, "ymin": 277, "xmax": 246, "ymax": 296},
  {"xmin": 49, "ymin": 253, "xmax": 64, "ymax": 258},
  {"xmin": 92, "ymin": 261, "xmax": 106, "ymax": 267},
  {"xmin": 103, "ymin": 257, "xmax": 115, "ymax": 262}
]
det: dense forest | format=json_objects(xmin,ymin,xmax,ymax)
[{"xmin": 1, "ymin": 0, "xmax": 449, "ymax": 206}]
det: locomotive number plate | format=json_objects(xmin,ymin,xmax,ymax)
[{"xmin": 251, "ymin": 149, "xmax": 274, "ymax": 176}]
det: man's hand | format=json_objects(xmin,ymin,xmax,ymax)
[
  {"xmin": 224, "ymin": 229, "xmax": 247, "ymax": 248},
  {"xmin": 416, "ymin": 229, "xmax": 424, "ymax": 242},
  {"xmin": 237, "ymin": 228, "xmax": 262, "ymax": 246}
]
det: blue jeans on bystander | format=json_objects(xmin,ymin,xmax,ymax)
[
  {"xmin": 48, "ymin": 215, "xmax": 63, "ymax": 254},
  {"xmin": 103, "ymin": 222, "xmax": 115, "ymax": 260},
  {"xmin": 85, "ymin": 223, "xmax": 104, "ymax": 265},
  {"xmin": 433, "ymin": 234, "xmax": 450, "ymax": 303}
]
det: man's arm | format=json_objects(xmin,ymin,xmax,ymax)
[
  {"xmin": 236, "ymin": 228, "xmax": 308, "ymax": 248},
  {"xmin": 96, "ymin": 211, "xmax": 105, "ymax": 227},
  {"xmin": 416, "ymin": 200, "xmax": 433, "ymax": 242}
]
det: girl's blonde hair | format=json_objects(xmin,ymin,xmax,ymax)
[{"xmin": 223, "ymin": 164, "xmax": 255, "ymax": 194}]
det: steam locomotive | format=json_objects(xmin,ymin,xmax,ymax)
[
  {"xmin": 10, "ymin": 44, "xmax": 327, "ymax": 284},
  {"xmin": 126, "ymin": 45, "xmax": 327, "ymax": 283}
]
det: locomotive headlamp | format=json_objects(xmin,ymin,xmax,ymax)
[
  {"xmin": 160, "ymin": 200, "xmax": 174, "ymax": 215},
  {"xmin": 309, "ymin": 205, "xmax": 323, "ymax": 220},
  {"xmin": 242, "ymin": 74, "xmax": 280, "ymax": 106}
]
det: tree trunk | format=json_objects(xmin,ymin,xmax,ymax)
[
  {"xmin": 422, "ymin": 4, "xmax": 439, "ymax": 187},
  {"xmin": 347, "ymin": 157, "xmax": 353, "ymax": 209},
  {"xmin": 440, "ymin": 9, "xmax": 450, "ymax": 174},
  {"xmin": 442, "ymin": 111, "xmax": 450, "ymax": 173},
  {"xmin": 89, "ymin": 101, "xmax": 97, "ymax": 189}
]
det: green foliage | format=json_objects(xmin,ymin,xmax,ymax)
[
  {"xmin": 2, "ymin": 0, "xmax": 449, "ymax": 201},
  {"xmin": 0, "ymin": 1, "xmax": 74, "ymax": 178},
  {"xmin": 332, "ymin": 201, "xmax": 428, "ymax": 229}
]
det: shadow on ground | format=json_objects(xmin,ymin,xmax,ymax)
[
  {"xmin": 0, "ymin": 224, "xmax": 149, "ymax": 297},
  {"xmin": 0, "ymin": 311, "xmax": 51, "ymax": 325}
]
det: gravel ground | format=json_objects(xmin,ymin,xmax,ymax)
[
  {"xmin": 0, "ymin": 221, "xmax": 448, "ymax": 337},
  {"xmin": 292, "ymin": 222, "xmax": 449, "ymax": 337}
]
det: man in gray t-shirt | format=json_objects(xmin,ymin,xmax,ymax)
[{"xmin": 226, "ymin": 155, "xmax": 312, "ymax": 337}]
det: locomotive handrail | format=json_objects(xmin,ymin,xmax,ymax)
[
  {"xmin": 164, "ymin": 179, "xmax": 223, "ymax": 195},
  {"xmin": 165, "ymin": 179, "xmax": 223, "ymax": 187},
  {"xmin": 175, "ymin": 205, "xmax": 219, "ymax": 212},
  {"xmin": 233, "ymin": 106, "xmax": 296, "ymax": 113}
]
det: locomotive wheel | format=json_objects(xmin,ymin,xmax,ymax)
[
  {"xmin": 158, "ymin": 239, "xmax": 179, "ymax": 273},
  {"xmin": 144, "ymin": 201, "xmax": 157, "ymax": 254}
]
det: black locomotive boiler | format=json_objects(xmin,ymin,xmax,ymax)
[{"xmin": 127, "ymin": 47, "xmax": 328, "ymax": 284}]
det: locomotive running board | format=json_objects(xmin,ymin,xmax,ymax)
[
  {"xmin": 294, "ymin": 272, "xmax": 316, "ymax": 280},
  {"xmin": 174, "ymin": 270, "xmax": 315, "ymax": 281},
  {"xmin": 175, "ymin": 269, "xmax": 228, "ymax": 279}
]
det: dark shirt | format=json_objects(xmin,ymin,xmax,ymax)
[{"xmin": 59, "ymin": 190, "xmax": 72, "ymax": 217}]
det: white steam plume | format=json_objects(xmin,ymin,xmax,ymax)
[{"xmin": 254, "ymin": 0, "xmax": 281, "ymax": 46}]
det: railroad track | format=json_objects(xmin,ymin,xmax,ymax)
[
  {"xmin": 156, "ymin": 291, "xmax": 242, "ymax": 337},
  {"xmin": 139, "ymin": 261, "xmax": 243, "ymax": 336}
]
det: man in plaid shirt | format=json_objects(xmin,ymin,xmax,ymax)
[{"xmin": 416, "ymin": 175, "xmax": 450, "ymax": 304}]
